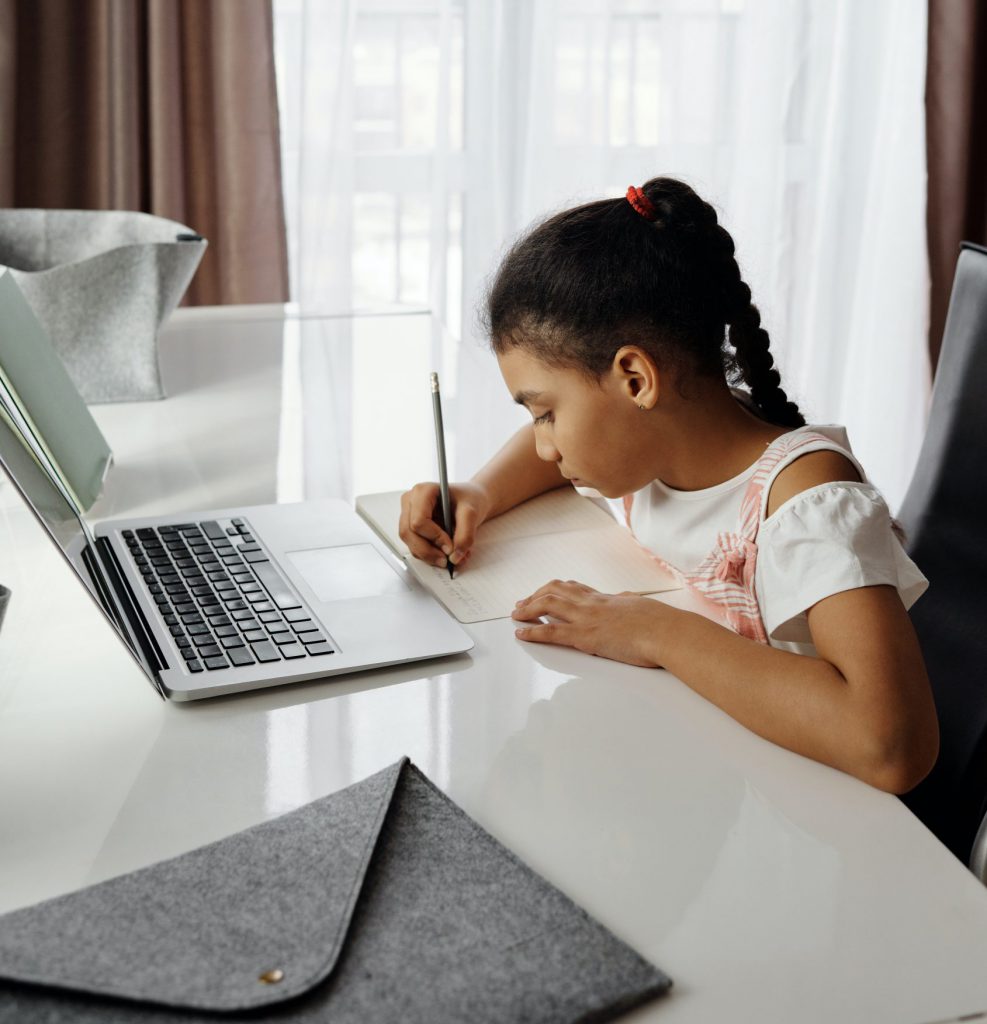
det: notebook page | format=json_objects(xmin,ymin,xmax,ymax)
[{"xmin": 355, "ymin": 489, "xmax": 678, "ymax": 623}]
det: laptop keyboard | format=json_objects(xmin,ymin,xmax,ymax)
[{"xmin": 122, "ymin": 518, "xmax": 335, "ymax": 674}]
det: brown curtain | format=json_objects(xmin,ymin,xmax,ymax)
[
  {"xmin": 926, "ymin": 0, "xmax": 987, "ymax": 370},
  {"xmin": 0, "ymin": 0, "xmax": 289, "ymax": 306}
]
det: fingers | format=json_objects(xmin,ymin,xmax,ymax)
[
  {"xmin": 511, "ymin": 593, "xmax": 578, "ymax": 623},
  {"xmin": 514, "ymin": 620, "xmax": 576, "ymax": 647},
  {"xmin": 516, "ymin": 578, "xmax": 597, "ymax": 604},
  {"xmin": 398, "ymin": 485, "xmax": 453, "ymax": 567},
  {"xmin": 449, "ymin": 501, "xmax": 480, "ymax": 566}
]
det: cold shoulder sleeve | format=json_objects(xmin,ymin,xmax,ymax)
[{"xmin": 754, "ymin": 482, "xmax": 928, "ymax": 646}]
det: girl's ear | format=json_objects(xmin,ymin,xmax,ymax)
[{"xmin": 611, "ymin": 346, "xmax": 660, "ymax": 410}]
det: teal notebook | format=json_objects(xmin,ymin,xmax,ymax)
[{"xmin": 0, "ymin": 271, "xmax": 112, "ymax": 512}]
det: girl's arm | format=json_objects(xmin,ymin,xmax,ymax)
[
  {"xmin": 511, "ymin": 453, "xmax": 939, "ymax": 793},
  {"xmin": 399, "ymin": 424, "xmax": 569, "ymax": 568}
]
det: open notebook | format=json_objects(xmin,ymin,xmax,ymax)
[{"xmin": 355, "ymin": 487, "xmax": 679, "ymax": 623}]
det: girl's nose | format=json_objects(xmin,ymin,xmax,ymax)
[{"xmin": 535, "ymin": 435, "xmax": 561, "ymax": 463}]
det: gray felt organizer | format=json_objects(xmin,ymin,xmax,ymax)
[
  {"xmin": 0, "ymin": 209, "xmax": 206, "ymax": 403},
  {"xmin": 0, "ymin": 758, "xmax": 670, "ymax": 1022}
]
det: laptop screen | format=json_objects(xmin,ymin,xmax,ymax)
[{"xmin": 0, "ymin": 390, "xmax": 157, "ymax": 683}]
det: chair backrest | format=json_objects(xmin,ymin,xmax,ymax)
[{"xmin": 898, "ymin": 241, "xmax": 987, "ymax": 865}]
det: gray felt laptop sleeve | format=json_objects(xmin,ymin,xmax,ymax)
[{"xmin": 0, "ymin": 758, "xmax": 671, "ymax": 1022}]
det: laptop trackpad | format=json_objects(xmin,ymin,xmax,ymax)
[{"xmin": 286, "ymin": 543, "xmax": 410, "ymax": 603}]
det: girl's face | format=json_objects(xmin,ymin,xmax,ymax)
[{"xmin": 496, "ymin": 345, "xmax": 655, "ymax": 498}]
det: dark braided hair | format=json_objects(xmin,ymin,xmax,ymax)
[{"xmin": 485, "ymin": 176, "xmax": 804, "ymax": 428}]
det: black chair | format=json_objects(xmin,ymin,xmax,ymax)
[{"xmin": 898, "ymin": 241, "xmax": 987, "ymax": 873}]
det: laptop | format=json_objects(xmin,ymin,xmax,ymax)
[{"xmin": 0, "ymin": 302, "xmax": 473, "ymax": 703}]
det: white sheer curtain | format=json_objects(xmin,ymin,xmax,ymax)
[{"xmin": 274, "ymin": 0, "xmax": 928, "ymax": 509}]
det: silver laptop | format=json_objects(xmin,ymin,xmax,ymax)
[{"xmin": 0, "ymin": 382, "xmax": 473, "ymax": 702}]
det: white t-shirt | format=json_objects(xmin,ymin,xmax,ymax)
[{"xmin": 624, "ymin": 424, "xmax": 928, "ymax": 655}]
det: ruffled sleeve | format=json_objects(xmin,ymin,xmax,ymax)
[{"xmin": 755, "ymin": 482, "xmax": 928, "ymax": 645}]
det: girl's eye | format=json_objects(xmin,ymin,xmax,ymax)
[{"xmin": 533, "ymin": 411, "xmax": 553, "ymax": 425}]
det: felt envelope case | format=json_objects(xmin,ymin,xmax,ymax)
[{"xmin": 0, "ymin": 759, "xmax": 671, "ymax": 1022}]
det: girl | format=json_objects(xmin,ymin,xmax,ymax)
[{"xmin": 399, "ymin": 176, "xmax": 937, "ymax": 795}]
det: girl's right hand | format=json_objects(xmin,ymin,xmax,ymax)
[{"xmin": 398, "ymin": 480, "xmax": 492, "ymax": 570}]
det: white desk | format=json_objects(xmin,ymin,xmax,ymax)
[{"xmin": 1, "ymin": 308, "xmax": 986, "ymax": 1024}]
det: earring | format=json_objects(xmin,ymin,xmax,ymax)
[{"xmin": 638, "ymin": 403, "xmax": 646, "ymax": 411}]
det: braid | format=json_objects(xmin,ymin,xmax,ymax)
[
  {"xmin": 725, "ymin": 282, "xmax": 805, "ymax": 427},
  {"xmin": 656, "ymin": 183, "xmax": 804, "ymax": 428}
]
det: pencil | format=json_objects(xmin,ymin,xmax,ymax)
[{"xmin": 430, "ymin": 372, "xmax": 455, "ymax": 579}]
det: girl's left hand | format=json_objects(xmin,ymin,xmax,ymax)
[{"xmin": 511, "ymin": 579, "xmax": 670, "ymax": 668}]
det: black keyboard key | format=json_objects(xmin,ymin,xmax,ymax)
[
  {"xmin": 202, "ymin": 521, "xmax": 225, "ymax": 540},
  {"xmin": 187, "ymin": 623, "xmax": 211, "ymax": 636},
  {"xmin": 241, "ymin": 582, "xmax": 261, "ymax": 593},
  {"xmin": 226, "ymin": 526, "xmax": 239, "ymax": 536},
  {"xmin": 231, "ymin": 518, "xmax": 244, "ymax": 526},
  {"xmin": 238, "ymin": 544, "xmax": 262, "ymax": 554},
  {"xmin": 169, "ymin": 624, "xmax": 185, "ymax": 637},
  {"xmin": 148, "ymin": 583, "xmax": 162, "ymax": 595},
  {"xmin": 199, "ymin": 644, "xmax": 223, "ymax": 658},
  {"xmin": 272, "ymin": 633, "xmax": 298, "ymax": 645},
  {"xmin": 208, "ymin": 614, "xmax": 232, "ymax": 627},
  {"xmin": 204, "ymin": 656, "xmax": 229, "ymax": 671},
  {"xmin": 163, "ymin": 614, "xmax": 178, "ymax": 626},
  {"xmin": 243, "ymin": 629, "xmax": 267, "ymax": 643},
  {"xmin": 239, "ymin": 617, "xmax": 259, "ymax": 631},
  {"xmin": 300, "ymin": 631, "xmax": 327, "ymax": 645},
  {"xmin": 267, "ymin": 621, "xmax": 290, "ymax": 634},
  {"xmin": 306, "ymin": 642, "xmax": 334, "ymax": 656},
  {"xmin": 181, "ymin": 646, "xmax": 197, "ymax": 661},
  {"xmin": 215, "ymin": 581, "xmax": 236, "ymax": 592},
  {"xmin": 136, "ymin": 528, "xmax": 155, "ymax": 538},
  {"xmin": 231, "ymin": 609, "xmax": 255, "ymax": 621},
  {"xmin": 251, "ymin": 640, "xmax": 281, "ymax": 663},
  {"xmin": 175, "ymin": 558, "xmax": 195, "ymax": 569},
  {"xmin": 246, "ymin": 593, "xmax": 267, "ymax": 604},
  {"xmin": 228, "ymin": 647, "xmax": 256, "ymax": 667},
  {"xmin": 187, "ymin": 660, "xmax": 204, "ymax": 673},
  {"xmin": 193, "ymin": 634, "xmax": 218, "ymax": 648},
  {"xmin": 243, "ymin": 550, "xmax": 269, "ymax": 563},
  {"xmin": 199, "ymin": 595, "xmax": 221, "ymax": 607},
  {"xmin": 291, "ymin": 619, "xmax": 318, "ymax": 633},
  {"xmin": 215, "ymin": 624, "xmax": 238, "ymax": 638},
  {"xmin": 208, "ymin": 571, "xmax": 229, "ymax": 582},
  {"xmin": 176, "ymin": 636, "xmax": 191, "ymax": 649},
  {"xmin": 258, "ymin": 610, "xmax": 280, "ymax": 623},
  {"xmin": 280, "ymin": 643, "xmax": 308, "ymax": 659},
  {"xmin": 153, "ymin": 593, "xmax": 170, "ymax": 605},
  {"xmin": 253, "ymin": 602, "xmax": 274, "ymax": 613},
  {"xmin": 231, "ymin": 571, "xmax": 253, "ymax": 582},
  {"xmin": 283, "ymin": 608, "xmax": 310, "ymax": 623},
  {"xmin": 226, "ymin": 599, "xmax": 248, "ymax": 611},
  {"xmin": 221, "ymin": 636, "xmax": 245, "ymax": 649},
  {"xmin": 180, "ymin": 613, "xmax": 203, "ymax": 626}
]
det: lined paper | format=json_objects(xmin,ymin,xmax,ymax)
[{"xmin": 356, "ymin": 488, "xmax": 678, "ymax": 623}]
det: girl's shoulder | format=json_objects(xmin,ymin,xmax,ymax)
[{"xmin": 756, "ymin": 423, "xmax": 869, "ymax": 523}]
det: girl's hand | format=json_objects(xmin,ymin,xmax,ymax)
[
  {"xmin": 511, "ymin": 579, "xmax": 670, "ymax": 668},
  {"xmin": 399, "ymin": 480, "xmax": 493, "ymax": 570}
]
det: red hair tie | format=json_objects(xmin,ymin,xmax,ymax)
[{"xmin": 626, "ymin": 185, "xmax": 657, "ymax": 221}]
